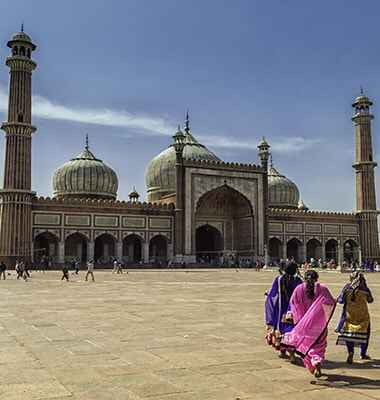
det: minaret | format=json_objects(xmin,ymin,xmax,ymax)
[
  {"xmin": 0, "ymin": 27, "xmax": 37, "ymax": 264},
  {"xmin": 352, "ymin": 91, "xmax": 380, "ymax": 261}
]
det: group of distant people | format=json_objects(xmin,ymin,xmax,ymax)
[{"xmin": 265, "ymin": 263, "xmax": 373, "ymax": 378}]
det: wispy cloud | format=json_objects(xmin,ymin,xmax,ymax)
[
  {"xmin": 0, "ymin": 85, "xmax": 319, "ymax": 153},
  {"xmin": 200, "ymin": 134, "xmax": 320, "ymax": 153}
]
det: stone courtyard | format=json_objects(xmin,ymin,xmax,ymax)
[{"xmin": 0, "ymin": 269, "xmax": 379, "ymax": 400}]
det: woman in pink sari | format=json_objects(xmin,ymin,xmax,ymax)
[{"xmin": 281, "ymin": 270, "xmax": 336, "ymax": 377}]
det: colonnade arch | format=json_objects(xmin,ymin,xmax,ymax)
[
  {"xmin": 94, "ymin": 233, "xmax": 116, "ymax": 264},
  {"xmin": 34, "ymin": 232, "xmax": 59, "ymax": 263},
  {"xmin": 123, "ymin": 234, "xmax": 143, "ymax": 263},
  {"xmin": 149, "ymin": 234, "xmax": 168, "ymax": 264},
  {"xmin": 64, "ymin": 232, "xmax": 88, "ymax": 263},
  {"xmin": 306, "ymin": 238, "xmax": 322, "ymax": 261}
]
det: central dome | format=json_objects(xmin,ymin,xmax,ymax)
[
  {"xmin": 53, "ymin": 140, "xmax": 118, "ymax": 200},
  {"xmin": 145, "ymin": 128, "xmax": 220, "ymax": 202}
]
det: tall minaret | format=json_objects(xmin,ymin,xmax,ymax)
[
  {"xmin": 352, "ymin": 91, "xmax": 380, "ymax": 261},
  {"xmin": 0, "ymin": 27, "xmax": 37, "ymax": 264}
]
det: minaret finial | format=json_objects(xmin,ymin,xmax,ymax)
[
  {"xmin": 85, "ymin": 134, "xmax": 89, "ymax": 150},
  {"xmin": 360, "ymin": 86, "xmax": 364, "ymax": 95},
  {"xmin": 21, "ymin": 23, "xmax": 24, "ymax": 33},
  {"xmin": 184, "ymin": 110, "xmax": 190, "ymax": 134}
]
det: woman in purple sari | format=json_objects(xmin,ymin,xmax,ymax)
[
  {"xmin": 265, "ymin": 263, "xmax": 303, "ymax": 358},
  {"xmin": 281, "ymin": 270, "xmax": 336, "ymax": 377}
]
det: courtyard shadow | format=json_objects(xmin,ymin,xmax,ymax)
[
  {"xmin": 310, "ymin": 373, "xmax": 380, "ymax": 389},
  {"xmin": 323, "ymin": 359, "xmax": 380, "ymax": 370}
]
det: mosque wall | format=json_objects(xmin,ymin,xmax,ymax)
[
  {"xmin": 268, "ymin": 209, "xmax": 361, "ymax": 263},
  {"xmin": 31, "ymin": 198, "xmax": 174, "ymax": 264}
]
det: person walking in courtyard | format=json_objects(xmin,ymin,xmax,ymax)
[
  {"xmin": 61, "ymin": 264, "xmax": 70, "ymax": 281},
  {"xmin": 281, "ymin": 270, "xmax": 336, "ymax": 378},
  {"xmin": 336, "ymin": 271, "xmax": 374, "ymax": 363},
  {"xmin": 116, "ymin": 260, "xmax": 123, "ymax": 274},
  {"xmin": 16, "ymin": 260, "xmax": 24, "ymax": 280},
  {"xmin": 0, "ymin": 261, "xmax": 6, "ymax": 280},
  {"xmin": 85, "ymin": 259, "xmax": 95, "ymax": 282},
  {"xmin": 265, "ymin": 262, "xmax": 303, "ymax": 359},
  {"xmin": 113, "ymin": 258, "xmax": 118, "ymax": 273},
  {"xmin": 74, "ymin": 259, "xmax": 80, "ymax": 274}
]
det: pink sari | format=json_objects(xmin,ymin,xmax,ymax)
[{"xmin": 282, "ymin": 283, "xmax": 336, "ymax": 372}]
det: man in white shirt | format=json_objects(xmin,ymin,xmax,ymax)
[{"xmin": 85, "ymin": 260, "xmax": 95, "ymax": 282}]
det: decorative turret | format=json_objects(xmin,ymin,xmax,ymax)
[
  {"xmin": 128, "ymin": 187, "xmax": 140, "ymax": 203},
  {"xmin": 258, "ymin": 137, "xmax": 270, "ymax": 169}
]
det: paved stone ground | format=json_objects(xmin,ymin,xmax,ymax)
[{"xmin": 0, "ymin": 269, "xmax": 379, "ymax": 400}]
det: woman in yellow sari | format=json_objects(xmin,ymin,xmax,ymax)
[{"xmin": 336, "ymin": 272, "xmax": 374, "ymax": 363}]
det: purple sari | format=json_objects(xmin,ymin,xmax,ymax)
[
  {"xmin": 265, "ymin": 275, "xmax": 303, "ymax": 348},
  {"xmin": 282, "ymin": 283, "xmax": 336, "ymax": 372}
]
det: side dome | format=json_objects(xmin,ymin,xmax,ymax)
[
  {"xmin": 268, "ymin": 166, "xmax": 300, "ymax": 208},
  {"xmin": 145, "ymin": 129, "xmax": 220, "ymax": 202},
  {"xmin": 53, "ymin": 141, "xmax": 118, "ymax": 200}
]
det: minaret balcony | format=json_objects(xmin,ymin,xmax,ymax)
[{"xmin": 5, "ymin": 56, "xmax": 36, "ymax": 72}]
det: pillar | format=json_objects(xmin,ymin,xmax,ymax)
[
  {"xmin": 87, "ymin": 241, "xmax": 94, "ymax": 262},
  {"xmin": 58, "ymin": 242, "xmax": 65, "ymax": 264},
  {"xmin": 116, "ymin": 240, "xmax": 123, "ymax": 261},
  {"xmin": 282, "ymin": 240, "xmax": 287, "ymax": 260},
  {"xmin": 143, "ymin": 241, "xmax": 149, "ymax": 263}
]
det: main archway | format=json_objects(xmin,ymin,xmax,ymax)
[
  {"xmin": 195, "ymin": 224, "xmax": 223, "ymax": 263},
  {"xmin": 195, "ymin": 185, "xmax": 253, "ymax": 260}
]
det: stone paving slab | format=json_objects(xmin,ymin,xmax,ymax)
[{"xmin": 0, "ymin": 269, "xmax": 379, "ymax": 399}]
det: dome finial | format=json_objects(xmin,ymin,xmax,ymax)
[
  {"xmin": 360, "ymin": 86, "xmax": 364, "ymax": 95},
  {"xmin": 21, "ymin": 22, "xmax": 24, "ymax": 33},
  {"xmin": 184, "ymin": 110, "xmax": 190, "ymax": 134},
  {"xmin": 85, "ymin": 134, "xmax": 89, "ymax": 151}
]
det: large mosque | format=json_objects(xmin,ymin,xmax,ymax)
[{"xmin": 0, "ymin": 29, "xmax": 379, "ymax": 266}]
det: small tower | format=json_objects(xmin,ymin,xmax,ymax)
[
  {"xmin": 352, "ymin": 91, "xmax": 380, "ymax": 260},
  {"xmin": 128, "ymin": 187, "xmax": 140, "ymax": 203},
  {"xmin": 0, "ymin": 28, "xmax": 37, "ymax": 264}
]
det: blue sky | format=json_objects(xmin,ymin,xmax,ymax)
[{"xmin": 0, "ymin": 0, "xmax": 379, "ymax": 211}]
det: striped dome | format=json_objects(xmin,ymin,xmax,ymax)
[
  {"xmin": 145, "ymin": 131, "xmax": 220, "ymax": 202},
  {"xmin": 53, "ymin": 145, "xmax": 118, "ymax": 200},
  {"xmin": 268, "ymin": 166, "xmax": 300, "ymax": 208}
]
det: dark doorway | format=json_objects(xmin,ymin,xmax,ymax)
[
  {"xmin": 149, "ymin": 235, "xmax": 167, "ymax": 265},
  {"xmin": 268, "ymin": 237, "xmax": 282, "ymax": 262},
  {"xmin": 123, "ymin": 235, "xmax": 142, "ymax": 263},
  {"xmin": 65, "ymin": 233, "xmax": 88, "ymax": 262},
  {"xmin": 195, "ymin": 224, "xmax": 223, "ymax": 263},
  {"xmin": 325, "ymin": 239, "xmax": 338, "ymax": 262},
  {"xmin": 287, "ymin": 238, "xmax": 302, "ymax": 263},
  {"xmin": 94, "ymin": 234, "xmax": 116, "ymax": 264},
  {"xmin": 34, "ymin": 232, "xmax": 59, "ymax": 263}
]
